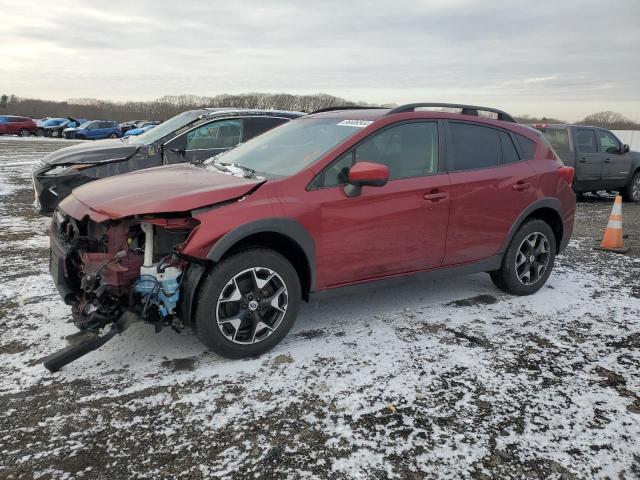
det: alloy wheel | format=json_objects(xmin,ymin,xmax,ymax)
[
  {"xmin": 216, "ymin": 267, "xmax": 288, "ymax": 344},
  {"xmin": 633, "ymin": 176, "xmax": 640, "ymax": 201},
  {"xmin": 515, "ymin": 232, "xmax": 550, "ymax": 285}
]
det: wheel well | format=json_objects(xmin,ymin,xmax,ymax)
[
  {"xmin": 221, "ymin": 232, "xmax": 312, "ymax": 300},
  {"xmin": 523, "ymin": 208, "xmax": 563, "ymax": 252}
]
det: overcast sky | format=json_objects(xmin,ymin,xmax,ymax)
[{"xmin": 1, "ymin": 0, "xmax": 638, "ymax": 121}]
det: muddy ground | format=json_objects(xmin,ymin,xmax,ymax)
[{"xmin": 0, "ymin": 137, "xmax": 639, "ymax": 479}]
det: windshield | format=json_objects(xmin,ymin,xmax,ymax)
[
  {"xmin": 212, "ymin": 118, "xmax": 366, "ymax": 177},
  {"xmin": 127, "ymin": 110, "xmax": 204, "ymax": 145},
  {"xmin": 78, "ymin": 121, "xmax": 93, "ymax": 129}
]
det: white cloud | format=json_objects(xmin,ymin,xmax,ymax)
[{"xmin": 0, "ymin": 0, "xmax": 638, "ymax": 121}]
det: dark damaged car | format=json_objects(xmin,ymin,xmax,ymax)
[{"xmin": 32, "ymin": 108, "xmax": 303, "ymax": 215}]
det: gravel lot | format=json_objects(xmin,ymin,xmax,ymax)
[{"xmin": 1, "ymin": 136, "xmax": 639, "ymax": 479}]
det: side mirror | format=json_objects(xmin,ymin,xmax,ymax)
[
  {"xmin": 343, "ymin": 161, "xmax": 389, "ymax": 197},
  {"xmin": 622, "ymin": 144, "xmax": 630, "ymax": 154}
]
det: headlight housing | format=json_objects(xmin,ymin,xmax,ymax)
[{"xmin": 43, "ymin": 164, "xmax": 94, "ymax": 176}]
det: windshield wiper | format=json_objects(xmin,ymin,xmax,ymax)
[
  {"xmin": 207, "ymin": 161, "xmax": 233, "ymax": 174},
  {"xmin": 219, "ymin": 162, "xmax": 257, "ymax": 178}
]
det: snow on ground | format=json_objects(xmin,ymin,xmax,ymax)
[{"xmin": 0, "ymin": 138, "xmax": 639, "ymax": 479}]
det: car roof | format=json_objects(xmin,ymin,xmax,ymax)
[
  {"xmin": 200, "ymin": 108, "xmax": 305, "ymax": 119},
  {"xmin": 305, "ymin": 108, "xmax": 390, "ymax": 120}
]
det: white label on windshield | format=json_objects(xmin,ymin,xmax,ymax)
[{"xmin": 337, "ymin": 120, "xmax": 373, "ymax": 128}]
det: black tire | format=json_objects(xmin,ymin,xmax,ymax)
[
  {"xmin": 18, "ymin": 128, "xmax": 30, "ymax": 137},
  {"xmin": 621, "ymin": 171, "xmax": 640, "ymax": 202},
  {"xmin": 194, "ymin": 248, "xmax": 301, "ymax": 359},
  {"xmin": 490, "ymin": 219, "xmax": 557, "ymax": 296},
  {"xmin": 109, "ymin": 133, "xmax": 118, "ymax": 139}
]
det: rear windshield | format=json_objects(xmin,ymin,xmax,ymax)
[{"xmin": 536, "ymin": 127, "xmax": 572, "ymax": 151}]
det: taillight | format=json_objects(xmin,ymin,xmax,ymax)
[{"xmin": 558, "ymin": 166, "xmax": 575, "ymax": 186}]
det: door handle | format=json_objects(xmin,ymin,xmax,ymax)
[
  {"xmin": 423, "ymin": 191, "xmax": 448, "ymax": 202},
  {"xmin": 512, "ymin": 182, "xmax": 530, "ymax": 191}
]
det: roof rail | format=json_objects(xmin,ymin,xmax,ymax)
[
  {"xmin": 309, "ymin": 106, "xmax": 383, "ymax": 115},
  {"xmin": 386, "ymin": 103, "xmax": 517, "ymax": 123}
]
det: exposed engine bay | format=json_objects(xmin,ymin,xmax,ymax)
[{"xmin": 47, "ymin": 208, "xmax": 201, "ymax": 370}]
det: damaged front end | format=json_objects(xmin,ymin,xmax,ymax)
[{"xmin": 46, "ymin": 208, "xmax": 201, "ymax": 371}]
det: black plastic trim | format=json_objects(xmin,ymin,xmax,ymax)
[
  {"xmin": 206, "ymin": 218, "xmax": 316, "ymax": 290},
  {"xmin": 387, "ymin": 103, "xmax": 516, "ymax": 123},
  {"xmin": 498, "ymin": 198, "xmax": 562, "ymax": 254},
  {"xmin": 312, "ymin": 255, "xmax": 502, "ymax": 300}
]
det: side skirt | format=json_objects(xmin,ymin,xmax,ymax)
[{"xmin": 310, "ymin": 255, "xmax": 502, "ymax": 300}]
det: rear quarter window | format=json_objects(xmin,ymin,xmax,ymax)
[{"xmin": 514, "ymin": 134, "xmax": 537, "ymax": 160}]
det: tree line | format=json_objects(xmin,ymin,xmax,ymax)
[
  {"xmin": 0, "ymin": 93, "xmax": 378, "ymax": 122},
  {"xmin": 1, "ymin": 93, "xmax": 639, "ymax": 129}
]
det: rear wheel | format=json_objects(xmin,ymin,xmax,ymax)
[
  {"xmin": 490, "ymin": 219, "xmax": 556, "ymax": 296},
  {"xmin": 194, "ymin": 248, "xmax": 301, "ymax": 358},
  {"xmin": 621, "ymin": 171, "xmax": 640, "ymax": 202}
]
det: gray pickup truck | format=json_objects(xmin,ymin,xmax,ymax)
[{"xmin": 531, "ymin": 124, "xmax": 640, "ymax": 201}]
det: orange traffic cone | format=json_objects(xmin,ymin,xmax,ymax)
[{"xmin": 595, "ymin": 195, "xmax": 629, "ymax": 253}]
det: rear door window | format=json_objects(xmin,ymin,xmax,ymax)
[
  {"xmin": 576, "ymin": 129, "xmax": 597, "ymax": 154},
  {"xmin": 242, "ymin": 117, "xmax": 288, "ymax": 142},
  {"xmin": 541, "ymin": 128, "xmax": 571, "ymax": 151},
  {"xmin": 447, "ymin": 122, "xmax": 500, "ymax": 171}
]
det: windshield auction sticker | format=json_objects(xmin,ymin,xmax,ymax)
[{"xmin": 337, "ymin": 120, "xmax": 373, "ymax": 128}]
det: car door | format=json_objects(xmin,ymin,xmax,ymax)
[
  {"xmin": 85, "ymin": 122, "xmax": 99, "ymax": 139},
  {"xmin": 309, "ymin": 121, "xmax": 450, "ymax": 286},
  {"xmin": 597, "ymin": 129, "xmax": 632, "ymax": 186},
  {"xmin": 163, "ymin": 119, "xmax": 243, "ymax": 164},
  {"xmin": 443, "ymin": 122, "xmax": 539, "ymax": 265},
  {"xmin": 574, "ymin": 128, "xmax": 603, "ymax": 185}
]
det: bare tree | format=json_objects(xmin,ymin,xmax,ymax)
[{"xmin": 578, "ymin": 111, "xmax": 640, "ymax": 130}]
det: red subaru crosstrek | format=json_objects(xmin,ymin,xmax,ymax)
[{"xmin": 47, "ymin": 103, "xmax": 576, "ymax": 368}]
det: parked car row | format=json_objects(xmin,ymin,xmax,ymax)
[
  {"xmin": 0, "ymin": 116, "xmax": 160, "ymax": 140},
  {"xmin": 33, "ymin": 103, "xmax": 587, "ymax": 370}
]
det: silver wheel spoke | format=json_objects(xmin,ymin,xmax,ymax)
[
  {"xmin": 216, "ymin": 266, "xmax": 288, "ymax": 345},
  {"xmin": 515, "ymin": 232, "xmax": 550, "ymax": 286}
]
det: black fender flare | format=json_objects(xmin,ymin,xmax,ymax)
[
  {"xmin": 206, "ymin": 218, "xmax": 316, "ymax": 288},
  {"xmin": 179, "ymin": 218, "xmax": 316, "ymax": 325},
  {"xmin": 498, "ymin": 198, "xmax": 562, "ymax": 254}
]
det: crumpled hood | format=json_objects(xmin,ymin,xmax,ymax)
[
  {"xmin": 41, "ymin": 138, "xmax": 139, "ymax": 166},
  {"xmin": 61, "ymin": 164, "xmax": 263, "ymax": 221}
]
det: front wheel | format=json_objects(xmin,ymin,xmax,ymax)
[
  {"xmin": 490, "ymin": 219, "xmax": 557, "ymax": 296},
  {"xmin": 18, "ymin": 129, "xmax": 30, "ymax": 137},
  {"xmin": 194, "ymin": 248, "xmax": 301, "ymax": 359},
  {"xmin": 621, "ymin": 171, "xmax": 640, "ymax": 202},
  {"xmin": 109, "ymin": 133, "xmax": 118, "ymax": 139}
]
